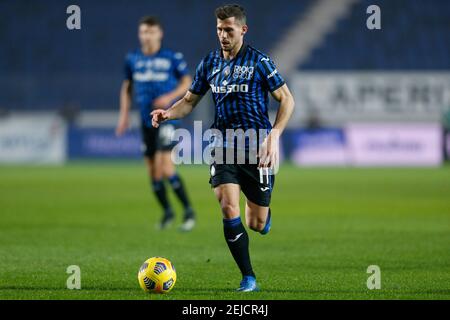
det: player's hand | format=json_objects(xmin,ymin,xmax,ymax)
[
  {"xmin": 258, "ymin": 131, "xmax": 280, "ymax": 170},
  {"xmin": 150, "ymin": 109, "xmax": 170, "ymax": 128},
  {"xmin": 153, "ymin": 94, "xmax": 173, "ymax": 109},
  {"xmin": 115, "ymin": 114, "xmax": 129, "ymax": 137}
]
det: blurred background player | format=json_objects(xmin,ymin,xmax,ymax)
[
  {"xmin": 151, "ymin": 4, "xmax": 295, "ymax": 291},
  {"xmin": 116, "ymin": 16, "xmax": 196, "ymax": 231}
]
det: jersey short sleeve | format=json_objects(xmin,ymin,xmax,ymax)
[
  {"xmin": 124, "ymin": 54, "xmax": 133, "ymax": 81},
  {"xmin": 257, "ymin": 57, "xmax": 285, "ymax": 92},
  {"xmin": 172, "ymin": 52, "xmax": 189, "ymax": 79},
  {"xmin": 189, "ymin": 59, "xmax": 210, "ymax": 96}
]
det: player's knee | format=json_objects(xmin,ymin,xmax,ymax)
[
  {"xmin": 151, "ymin": 171, "xmax": 163, "ymax": 181},
  {"xmin": 163, "ymin": 169, "xmax": 175, "ymax": 179},
  {"xmin": 162, "ymin": 162, "xmax": 175, "ymax": 178},
  {"xmin": 220, "ymin": 203, "xmax": 239, "ymax": 219},
  {"xmin": 162, "ymin": 169, "xmax": 171, "ymax": 179},
  {"xmin": 150, "ymin": 166, "xmax": 163, "ymax": 180}
]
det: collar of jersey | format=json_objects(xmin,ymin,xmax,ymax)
[
  {"xmin": 219, "ymin": 42, "xmax": 247, "ymax": 61},
  {"xmin": 139, "ymin": 46, "xmax": 163, "ymax": 57}
]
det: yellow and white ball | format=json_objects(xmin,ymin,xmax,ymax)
[{"xmin": 138, "ymin": 257, "xmax": 177, "ymax": 293}]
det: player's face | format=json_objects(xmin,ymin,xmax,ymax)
[
  {"xmin": 138, "ymin": 24, "xmax": 163, "ymax": 49},
  {"xmin": 217, "ymin": 17, "xmax": 247, "ymax": 52}
]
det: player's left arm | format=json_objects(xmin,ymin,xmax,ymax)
[
  {"xmin": 259, "ymin": 84, "xmax": 295, "ymax": 168},
  {"xmin": 153, "ymin": 74, "xmax": 192, "ymax": 109}
]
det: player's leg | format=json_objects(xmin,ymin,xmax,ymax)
[
  {"xmin": 212, "ymin": 180, "xmax": 258, "ymax": 291},
  {"xmin": 161, "ymin": 151, "xmax": 196, "ymax": 231},
  {"xmin": 245, "ymin": 199, "xmax": 271, "ymax": 234},
  {"xmin": 142, "ymin": 125, "xmax": 174, "ymax": 222},
  {"xmin": 240, "ymin": 166, "xmax": 274, "ymax": 235},
  {"xmin": 144, "ymin": 152, "xmax": 174, "ymax": 229}
]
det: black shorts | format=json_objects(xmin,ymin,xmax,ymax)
[
  {"xmin": 209, "ymin": 159, "xmax": 275, "ymax": 207},
  {"xmin": 141, "ymin": 122, "xmax": 177, "ymax": 158}
]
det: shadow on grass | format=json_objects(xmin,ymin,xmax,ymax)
[
  {"xmin": 2, "ymin": 286, "xmax": 449, "ymax": 297},
  {"xmin": 0, "ymin": 286, "xmax": 136, "ymax": 291},
  {"xmin": 165, "ymin": 287, "xmax": 450, "ymax": 296}
]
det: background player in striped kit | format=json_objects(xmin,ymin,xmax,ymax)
[
  {"xmin": 116, "ymin": 16, "xmax": 196, "ymax": 231},
  {"xmin": 151, "ymin": 4, "xmax": 295, "ymax": 291}
]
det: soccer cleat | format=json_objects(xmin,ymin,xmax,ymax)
[
  {"xmin": 179, "ymin": 217, "xmax": 196, "ymax": 232},
  {"xmin": 260, "ymin": 209, "xmax": 271, "ymax": 235},
  {"xmin": 158, "ymin": 210, "xmax": 175, "ymax": 230},
  {"xmin": 183, "ymin": 207, "xmax": 195, "ymax": 220},
  {"xmin": 236, "ymin": 276, "xmax": 259, "ymax": 292},
  {"xmin": 179, "ymin": 208, "xmax": 196, "ymax": 232}
]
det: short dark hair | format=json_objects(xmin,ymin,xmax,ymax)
[
  {"xmin": 138, "ymin": 15, "xmax": 162, "ymax": 28},
  {"xmin": 215, "ymin": 4, "xmax": 246, "ymax": 24}
]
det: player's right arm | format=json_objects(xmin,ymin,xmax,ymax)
[
  {"xmin": 151, "ymin": 91, "xmax": 202, "ymax": 128},
  {"xmin": 116, "ymin": 53, "xmax": 134, "ymax": 136},
  {"xmin": 116, "ymin": 79, "xmax": 133, "ymax": 136},
  {"xmin": 151, "ymin": 56, "xmax": 209, "ymax": 128}
]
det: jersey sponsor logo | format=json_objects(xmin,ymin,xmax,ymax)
[
  {"xmin": 232, "ymin": 66, "xmax": 254, "ymax": 80},
  {"xmin": 210, "ymin": 83, "xmax": 249, "ymax": 93},
  {"xmin": 267, "ymin": 69, "xmax": 278, "ymax": 79},
  {"xmin": 136, "ymin": 58, "xmax": 171, "ymax": 70},
  {"xmin": 133, "ymin": 71, "xmax": 169, "ymax": 82}
]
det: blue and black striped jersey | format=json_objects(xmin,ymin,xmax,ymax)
[
  {"xmin": 124, "ymin": 48, "xmax": 189, "ymax": 127},
  {"xmin": 189, "ymin": 44, "xmax": 285, "ymax": 137}
]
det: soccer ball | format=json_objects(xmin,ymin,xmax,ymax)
[{"xmin": 138, "ymin": 257, "xmax": 177, "ymax": 293}]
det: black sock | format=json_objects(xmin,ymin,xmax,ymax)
[
  {"xmin": 168, "ymin": 174, "xmax": 192, "ymax": 213},
  {"xmin": 223, "ymin": 216, "xmax": 255, "ymax": 278},
  {"xmin": 151, "ymin": 179, "xmax": 172, "ymax": 215}
]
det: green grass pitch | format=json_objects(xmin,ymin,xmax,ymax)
[{"xmin": 0, "ymin": 162, "xmax": 449, "ymax": 300}]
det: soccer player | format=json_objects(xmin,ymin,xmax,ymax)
[
  {"xmin": 116, "ymin": 16, "xmax": 196, "ymax": 231},
  {"xmin": 151, "ymin": 5, "xmax": 295, "ymax": 291}
]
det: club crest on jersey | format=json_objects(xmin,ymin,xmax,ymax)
[
  {"xmin": 223, "ymin": 66, "xmax": 231, "ymax": 76},
  {"xmin": 233, "ymin": 66, "xmax": 254, "ymax": 80}
]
